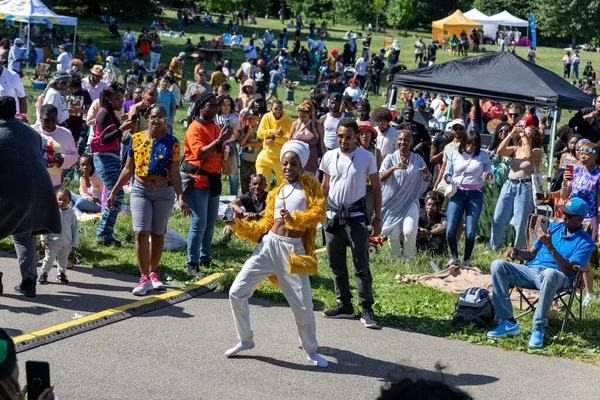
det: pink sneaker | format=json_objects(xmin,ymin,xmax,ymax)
[
  {"xmin": 132, "ymin": 275, "xmax": 152, "ymax": 296},
  {"xmin": 149, "ymin": 272, "xmax": 164, "ymax": 290}
]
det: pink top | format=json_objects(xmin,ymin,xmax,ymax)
[
  {"xmin": 79, "ymin": 171, "xmax": 103, "ymax": 200},
  {"xmin": 32, "ymin": 124, "xmax": 78, "ymax": 187}
]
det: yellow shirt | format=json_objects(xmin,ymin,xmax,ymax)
[
  {"xmin": 128, "ymin": 131, "xmax": 180, "ymax": 178},
  {"xmin": 256, "ymin": 111, "xmax": 293, "ymax": 159}
]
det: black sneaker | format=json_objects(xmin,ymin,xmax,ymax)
[
  {"xmin": 218, "ymin": 232, "xmax": 232, "ymax": 245},
  {"xmin": 185, "ymin": 263, "xmax": 205, "ymax": 278},
  {"xmin": 97, "ymin": 238, "xmax": 122, "ymax": 248},
  {"xmin": 14, "ymin": 278, "xmax": 36, "ymax": 298},
  {"xmin": 0, "ymin": 271, "xmax": 3, "ymax": 295},
  {"xmin": 322, "ymin": 303, "xmax": 355, "ymax": 319},
  {"xmin": 38, "ymin": 272, "xmax": 49, "ymax": 285},
  {"xmin": 200, "ymin": 259, "xmax": 220, "ymax": 269},
  {"xmin": 57, "ymin": 273, "xmax": 69, "ymax": 284},
  {"xmin": 360, "ymin": 308, "xmax": 380, "ymax": 329}
]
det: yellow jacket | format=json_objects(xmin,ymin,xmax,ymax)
[
  {"xmin": 233, "ymin": 173, "xmax": 326, "ymax": 257},
  {"xmin": 256, "ymin": 110, "xmax": 293, "ymax": 159}
]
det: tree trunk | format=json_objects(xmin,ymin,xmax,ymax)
[{"xmin": 571, "ymin": 29, "xmax": 577, "ymax": 48}]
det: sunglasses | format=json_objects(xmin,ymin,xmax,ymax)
[
  {"xmin": 577, "ymin": 147, "xmax": 597, "ymax": 155},
  {"xmin": 508, "ymin": 113, "xmax": 521, "ymax": 117},
  {"xmin": 296, "ymin": 107, "xmax": 310, "ymax": 112},
  {"xmin": 452, "ymin": 126, "xmax": 465, "ymax": 131},
  {"xmin": 337, "ymin": 134, "xmax": 354, "ymax": 140}
]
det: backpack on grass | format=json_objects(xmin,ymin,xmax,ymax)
[{"xmin": 451, "ymin": 287, "xmax": 494, "ymax": 329}]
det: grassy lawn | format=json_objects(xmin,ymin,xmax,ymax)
[{"xmin": 3, "ymin": 10, "xmax": 600, "ymax": 363}]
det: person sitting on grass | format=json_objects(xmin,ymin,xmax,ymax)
[
  {"xmin": 487, "ymin": 197, "xmax": 595, "ymax": 349},
  {"xmin": 71, "ymin": 154, "xmax": 103, "ymax": 214},
  {"xmin": 416, "ymin": 191, "xmax": 447, "ymax": 253},
  {"xmin": 220, "ymin": 173, "xmax": 268, "ymax": 244}
]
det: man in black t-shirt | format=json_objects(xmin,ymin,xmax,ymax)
[
  {"xmin": 219, "ymin": 174, "xmax": 267, "ymax": 244},
  {"xmin": 66, "ymin": 75, "xmax": 92, "ymax": 155}
]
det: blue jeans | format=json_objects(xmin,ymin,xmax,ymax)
[
  {"xmin": 572, "ymin": 63, "xmax": 579, "ymax": 79},
  {"xmin": 71, "ymin": 193, "xmax": 102, "ymax": 213},
  {"xmin": 490, "ymin": 180, "xmax": 533, "ymax": 250},
  {"xmin": 446, "ymin": 189, "xmax": 483, "ymax": 261},
  {"xmin": 490, "ymin": 260, "xmax": 569, "ymax": 329},
  {"xmin": 185, "ymin": 187, "xmax": 219, "ymax": 264},
  {"xmin": 94, "ymin": 153, "xmax": 123, "ymax": 242}
]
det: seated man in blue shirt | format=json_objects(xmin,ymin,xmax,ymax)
[{"xmin": 487, "ymin": 197, "xmax": 595, "ymax": 349}]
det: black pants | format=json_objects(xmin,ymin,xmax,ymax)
[
  {"xmin": 12, "ymin": 234, "xmax": 36, "ymax": 282},
  {"xmin": 414, "ymin": 53, "xmax": 423, "ymax": 63},
  {"xmin": 324, "ymin": 216, "xmax": 374, "ymax": 308}
]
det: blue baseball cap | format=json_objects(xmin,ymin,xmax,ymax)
[{"xmin": 559, "ymin": 197, "xmax": 589, "ymax": 218}]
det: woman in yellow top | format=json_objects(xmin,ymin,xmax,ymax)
[
  {"xmin": 255, "ymin": 100, "xmax": 293, "ymax": 188},
  {"xmin": 108, "ymin": 105, "xmax": 190, "ymax": 296},
  {"xmin": 225, "ymin": 140, "xmax": 328, "ymax": 368}
]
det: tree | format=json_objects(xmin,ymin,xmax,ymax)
[
  {"xmin": 333, "ymin": 0, "xmax": 378, "ymax": 30},
  {"xmin": 388, "ymin": 0, "xmax": 414, "ymax": 34},
  {"xmin": 537, "ymin": 0, "xmax": 600, "ymax": 46}
]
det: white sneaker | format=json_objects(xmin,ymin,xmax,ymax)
[
  {"xmin": 149, "ymin": 272, "xmax": 164, "ymax": 290},
  {"xmin": 446, "ymin": 258, "xmax": 460, "ymax": 268},
  {"xmin": 132, "ymin": 275, "xmax": 152, "ymax": 296},
  {"xmin": 583, "ymin": 292, "xmax": 596, "ymax": 307}
]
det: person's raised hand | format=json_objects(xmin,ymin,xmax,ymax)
[
  {"xmin": 120, "ymin": 119, "xmax": 136, "ymax": 132},
  {"xmin": 219, "ymin": 125, "xmax": 233, "ymax": 142}
]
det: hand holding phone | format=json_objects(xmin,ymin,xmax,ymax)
[
  {"xmin": 565, "ymin": 164, "xmax": 574, "ymax": 181},
  {"xmin": 26, "ymin": 361, "xmax": 51, "ymax": 400},
  {"xmin": 539, "ymin": 217, "xmax": 549, "ymax": 234}
]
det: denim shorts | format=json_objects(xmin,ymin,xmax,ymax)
[{"xmin": 130, "ymin": 180, "xmax": 175, "ymax": 234}]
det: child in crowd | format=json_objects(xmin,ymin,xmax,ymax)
[
  {"xmin": 39, "ymin": 188, "xmax": 79, "ymax": 285},
  {"xmin": 157, "ymin": 76, "xmax": 177, "ymax": 132},
  {"xmin": 341, "ymin": 95, "xmax": 355, "ymax": 118},
  {"xmin": 343, "ymin": 77, "xmax": 363, "ymax": 103},
  {"xmin": 72, "ymin": 154, "xmax": 103, "ymax": 214},
  {"xmin": 416, "ymin": 191, "xmax": 447, "ymax": 252},
  {"xmin": 283, "ymin": 79, "xmax": 299, "ymax": 105}
]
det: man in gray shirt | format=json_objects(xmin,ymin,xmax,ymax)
[{"xmin": 184, "ymin": 68, "xmax": 212, "ymax": 117}]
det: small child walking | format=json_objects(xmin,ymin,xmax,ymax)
[{"xmin": 39, "ymin": 189, "xmax": 79, "ymax": 284}]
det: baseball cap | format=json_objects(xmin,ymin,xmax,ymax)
[
  {"xmin": 329, "ymin": 92, "xmax": 342, "ymax": 101},
  {"xmin": 60, "ymin": 43, "xmax": 69, "ymax": 50},
  {"xmin": 13, "ymin": 38, "xmax": 24, "ymax": 46},
  {"xmin": 559, "ymin": 197, "xmax": 589, "ymax": 218},
  {"xmin": 402, "ymin": 105, "xmax": 414, "ymax": 113},
  {"xmin": 450, "ymin": 118, "xmax": 465, "ymax": 129},
  {"xmin": 197, "ymin": 68, "xmax": 206, "ymax": 75},
  {"xmin": 179, "ymin": 52, "xmax": 186, "ymax": 58},
  {"xmin": 247, "ymin": 108, "xmax": 260, "ymax": 116}
]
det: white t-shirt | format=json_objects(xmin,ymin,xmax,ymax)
[
  {"xmin": 57, "ymin": 52, "xmax": 72, "ymax": 71},
  {"xmin": 243, "ymin": 43, "xmax": 257, "ymax": 59},
  {"xmin": 0, "ymin": 66, "xmax": 26, "ymax": 113},
  {"xmin": 355, "ymin": 58, "xmax": 369, "ymax": 76},
  {"xmin": 320, "ymin": 147, "xmax": 377, "ymax": 207},
  {"xmin": 43, "ymin": 88, "xmax": 69, "ymax": 124},
  {"xmin": 123, "ymin": 32, "xmax": 135, "ymax": 44},
  {"xmin": 375, "ymin": 126, "xmax": 398, "ymax": 157},
  {"xmin": 343, "ymin": 86, "xmax": 362, "ymax": 102}
]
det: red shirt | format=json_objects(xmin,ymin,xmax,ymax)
[{"xmin": 184, "ymin": 120, "xmax": 225, "ymax": 189}]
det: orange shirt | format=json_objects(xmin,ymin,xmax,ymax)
[{"xmin": 184, "ymin": 120, "xmax": 225, "ymax": 189}]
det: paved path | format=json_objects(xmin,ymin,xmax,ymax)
[{"xmin": 2, "ymin": 253, "xmax": 599, "ymax": 399}]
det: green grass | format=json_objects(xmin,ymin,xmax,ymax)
[{"xmin": 3, "ymin": 9, "xmax": 600, "ymax": 363}]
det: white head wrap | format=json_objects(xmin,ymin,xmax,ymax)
[{"xmin": 280, "ymin": 140, "xmax": 310, "ymax": 168}]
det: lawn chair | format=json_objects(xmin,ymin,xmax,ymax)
[
  {"xmin": 31, "ymin": 62, "xmax": 51, "ymax": 90},
  {"xmin": 512, "ymin": 213, "xmax": 589, "ymax": 334}
]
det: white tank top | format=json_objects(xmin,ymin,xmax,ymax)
[
  {"xmin": 323, "ymin": 113, "xmax": 345, "ymax": 149},
  {"xmin": 274, "ymin": 182, "xmax": 307, "ymax": 219}
]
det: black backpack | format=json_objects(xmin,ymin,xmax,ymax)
[{"xmin": 451, "ymin": 287, "xmax": 495, "ymax": 329}]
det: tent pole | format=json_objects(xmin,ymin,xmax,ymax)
[
  {"xmin": 73, "ymin": 22, "xmax": 77, "ymax": 55},
  {"xmin": 26, "ymin": 22, "xmax": 31, "ymax": 60},
  {"xmin": 547, "ymin": 106, "xmax": 558, "ymax": 188}
]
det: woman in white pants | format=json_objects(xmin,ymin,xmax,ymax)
[
  {"xmin": 226, "ymin": 140, "xmax": 328, "ymax": 368},
  {"xmin": 379, "ymin": 129, "xmax": 431, "ymax": 264}
]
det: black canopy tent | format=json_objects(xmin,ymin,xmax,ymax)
[{"xmin": 392, "ymin": 51, "xmax": 594, "ymax": 178}]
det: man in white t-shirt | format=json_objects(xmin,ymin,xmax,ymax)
[
  {"xmin": 320, "ymin": 118, "xmax": 381, "ymax": 329},
  {"xmin": 354, "ymin": 55, "xmax": 369, "ymax": 89},
  {"xmin": 243, "ymin": 39, "xmax": 257, "ymax": 60},
  {"xmin": 372, "ymin": 107, "xmax": 398, "ymax": 158},
  {"xmin": 47, "ymin": 44, "xmax": 72, "ymax": 72},
  {"xmin": 0, "ymin": 60, "xmax": 27, "ymax": 114}
]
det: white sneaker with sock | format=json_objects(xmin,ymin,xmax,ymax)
[
  {"xmin": 583, "ymin": 292, "xmax": 596, "ymax": 307},
  {"xmin": 224, "ymin": 340, "xmax": 255, "ymax": 357},
  {"xmin": 306, "ymin": 352, "xmax": 328, "ymax": 368}
]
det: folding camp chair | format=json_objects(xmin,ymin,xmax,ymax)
[
  {"xmin": 512, "ymin": 213, "xmax": 589, "ymax": 334},
  {"xmin": 31, "ymin": 62, "xmax": 52, "ymax": 90}
]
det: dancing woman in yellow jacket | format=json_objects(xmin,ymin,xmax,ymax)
[
  {"xmin": 255, "ymin": 100, "xmax": 293, "ymax": 188},
  {"xmin": 225, "ymin": 140, "xmax": 328, "ymax": 367}
]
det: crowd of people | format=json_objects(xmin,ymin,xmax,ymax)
[{"xmin": 1, "ymin": 14, "xmax": 600, "ymax": 383}]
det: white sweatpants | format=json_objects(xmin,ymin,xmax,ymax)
[
  {"xmin": 387, "ymin": 202, "xmax": 420, "ymax": 261},
  {"xmin": 149, "ymin": 51, "xmax": 161, "ymax": 72},
  {"xmin": 229, "ymin": 231, "xmax": 318, "ymax": 353},
  {"xmin": 40, "ymin": 242, "xmax": 71, "ymax": 274}
]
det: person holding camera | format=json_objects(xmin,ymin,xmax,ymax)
[
  {"xmin": 183, "ymin": 93, "xmax": 233, "ymax": 275},
  {"xmin": 490, "ymin": 105, "xmax": 543, "ymax": 251}
]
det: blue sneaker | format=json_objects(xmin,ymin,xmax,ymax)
[
  {"xmin": 487, "ymin": 319, "xmax": 521, "ymax": 338},
  {"xmin": 528, "ymin": 328, "xmax": 544, "ymax": 349}
]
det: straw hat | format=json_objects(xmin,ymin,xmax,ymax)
[{"xmin": 90, "ymin": 65, "xmax": 104, "ymax": 76}]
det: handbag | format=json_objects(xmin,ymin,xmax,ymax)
[
  {"xmin": 444, "ymin": 155, "xmax": 472, "ymax": 199},
  {"xmin": 288, "ymin": 254, "xmax": 318, "ymax": 274}
]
